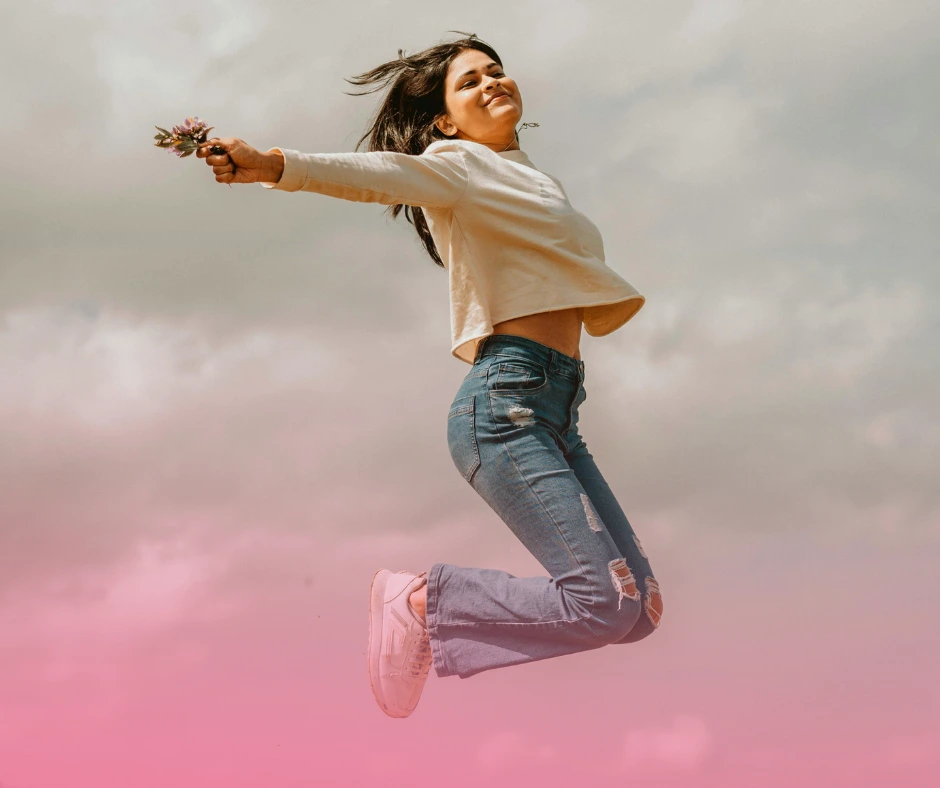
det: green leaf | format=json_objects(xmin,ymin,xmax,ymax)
[
  {"xmin": 180, "ymin": 149, "xmax": 194, "ymax": 158},
  {"xmin": 154, "ymin": 126, "xmax": 173, "ymax": 136}
]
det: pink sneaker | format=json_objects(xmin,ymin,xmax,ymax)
[{"xmin": 368, "ymin": 569, "xmax": 432, "ymax": 718}]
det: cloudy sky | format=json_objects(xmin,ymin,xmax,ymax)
[{"xmin": 1, "ymin": 0, "xmax": 938, "ymax": 786}]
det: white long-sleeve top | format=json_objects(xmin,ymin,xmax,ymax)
[{"xmin": 261, "ymin": 138, "xmax": 644, "ymax": 364}]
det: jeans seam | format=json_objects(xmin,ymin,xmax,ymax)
[
  {"xmin": 424, "ymin": 562, "xmax": 452, "ymax": 677},
  {"xmin": 432, "ymin": 616, "xmax": 591, "ymax": 628}
]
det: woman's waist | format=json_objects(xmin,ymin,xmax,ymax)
[{"xmin": 491, "ymin": 308, "xmax": 584, "ymax": 360}]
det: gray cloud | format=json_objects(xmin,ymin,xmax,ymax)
[{"xmin": 1, "ymin": 0, "xmax": 937, "ymax": 596}]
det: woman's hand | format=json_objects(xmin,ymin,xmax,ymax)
[{"xmin": 196, "ymin": 137, "xmax": 273, "ymax": 185}]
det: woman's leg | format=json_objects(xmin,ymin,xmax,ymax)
[
  {"xmin": 562, "ymin": 384, "xmax": 664, "ymax": 644},
  {"xmin": 426, "ymin": 348, "xmax": 644, "ymax": 679}
]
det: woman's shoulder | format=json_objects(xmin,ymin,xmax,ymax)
[{"xmin": 422, "ymin": 138, "xmax": 490, "ymax": 159}]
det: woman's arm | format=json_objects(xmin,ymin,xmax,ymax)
[{"xmin": 259, "ymin": 141, "xmax": 470, "ymax": 209}]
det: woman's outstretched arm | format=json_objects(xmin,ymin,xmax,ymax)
[{"xmin": 198, "ymin": 137, "xmax": 470, "ymax": 209}]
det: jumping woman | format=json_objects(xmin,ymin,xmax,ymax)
[{"xmin": 197, "ymin": 32, "xmax": 663, "ymax": 719}]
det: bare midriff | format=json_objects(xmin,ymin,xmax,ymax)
[{"xmin": 491, "ymin": 307, "xmax": 584, "ymax": 361}]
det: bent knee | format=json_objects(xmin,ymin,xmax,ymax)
[
  {"xmin": 589, "ymin": 558, "xmax": 643, "ymax": 643},
  {"xmin": 609, "ymin": 576, "xmax": 664, "ymax": 644},
  {"xmin": 589, "ymin": 606, "xmax": 641, "ymax": 645}
]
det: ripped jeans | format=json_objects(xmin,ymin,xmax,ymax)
[{"xmin": 426, "ymin": 334, "xmax": 663, "ymax": 679}]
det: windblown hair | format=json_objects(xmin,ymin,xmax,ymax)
[{"xmin": 344, "ymin": 32, "xmax": 506, "ymax": 268}]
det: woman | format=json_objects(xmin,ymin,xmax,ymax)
[{"xmin": 197, "ymin": 33, "xmax": 663, "ymax": 719}]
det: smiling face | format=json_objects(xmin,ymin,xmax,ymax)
[{"xmin": 434, "ymin": 48, "xmax": 523, "ymax": 152}]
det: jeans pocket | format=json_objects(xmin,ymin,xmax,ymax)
[
  {"xmin": 447, "ymin": 394, "xmax": 481, "ymax": 482},
  {"xmin": 489, "ymin": 360, "xmax": 549, "ymax": 393}
]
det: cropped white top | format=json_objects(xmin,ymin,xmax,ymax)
[{"xmin": 261, "ymin": 138, "xmax": 645, "ymax": 363}]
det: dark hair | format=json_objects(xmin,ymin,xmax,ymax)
[{"xmin": 343, "ymin": 32, "xmax": 507, "ymax": 268}]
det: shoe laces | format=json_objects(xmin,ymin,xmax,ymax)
[{"xmin": 405, "ymin": 629, "xmax": 432, "ymax": 679}]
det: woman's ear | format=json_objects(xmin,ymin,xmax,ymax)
[{"xmin": 435, "ymin": 115, "xmax": 457, "ymax": 138}]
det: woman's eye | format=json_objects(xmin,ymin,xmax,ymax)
[{"xmin": 462, "ymin": 72, "xmax": 506, "ymax": 89}]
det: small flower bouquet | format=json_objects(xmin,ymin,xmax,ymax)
[{"xmin": 153, "ymin": 116, "xmax": 225, "ymax": 158}]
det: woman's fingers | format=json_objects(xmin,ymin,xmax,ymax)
[
  {"xmin": 196, "ymin": 138, "xmax": 231, "ymax": 176},
  {"xmin": 196, "ymin": 138, "xmax": 228, "ymax": 159},
  {"xmin": 196, "ymin": 137, "xmax": 257, "ymax": 184}
]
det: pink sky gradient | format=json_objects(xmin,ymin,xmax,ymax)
[{"xmin": 0, "ymin": 514, "xmax": 937, "ymax": 787}]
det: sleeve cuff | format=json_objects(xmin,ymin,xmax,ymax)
[{"xmin": 260, "ymin": 147, "xmax": 305, "ymax": 191}]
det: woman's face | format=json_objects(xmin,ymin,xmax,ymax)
[{"xmin": 435, "ymin": 48, "xmax": 523, "ymax": 152}]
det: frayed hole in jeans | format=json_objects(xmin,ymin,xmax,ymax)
[{"xmin": 608, "ymin": 557, "xmax": 640, "ymax": 610}]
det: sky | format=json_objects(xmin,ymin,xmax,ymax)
[{"xmin": 1, "ymin": 0, "xmax": 938, "ymax": 786}]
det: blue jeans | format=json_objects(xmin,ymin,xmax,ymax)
[{"xmin": 426, "ymin": 334, "xmax": 662, "ymax": 679}]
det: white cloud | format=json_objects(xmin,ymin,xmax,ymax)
[
  {"xmin": 1, "ymin": 0, "xmax": 937, "ymax": 599},
  {"xmin": 0, "ymin": 531, "xmax": 239, "ymax": 688},
  {"xmin": 621, "ymin": 713, "xmax": 713, "ymax": 770},
  {"xmin": 476, "ymin": 729, "xmax": 556, "ymax": 771},
  {"xmin": 789, "ymin": 279, "xmax": 926, "ymax": 387},
  {"xmin": 676, "ymin": 0, "xmax": 744, "ymax": 41},
  {"xmin": 617, "ymin": 86, "xmax": 760, "ymax": 182},
  {"xmin": 0, "ymin": 305, "xmax": 335, "ymax": 431}
]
